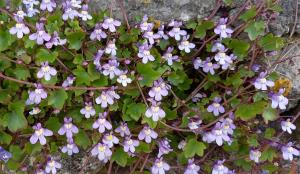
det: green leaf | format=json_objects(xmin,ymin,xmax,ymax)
[
  {"xmin": 183, "ymin": 138, "xmax": 206, "ymax": 158},
  {"xmin": 135, "ymin": 141, "xmax": 151, "ymax": 153},
  {"xmin": 234, "ymin": 159, "xmax": 252, "ymax": 171},
  {"xmin": 9, "ymin": 145, "xmax": 23, "ymax": 161},
  {"xmin": 126, "ymin": 103, "xmax": 146, "ymax": 121},
  {"xmin": 66, "ymin": 31, "xmax": 86, "ymax": 50},
  {"xmin": 245, "ymin": 21, "xmax": 265, "ymax": 40},
  {"xmin": 45, "ymin": 117, "xmax": 61, "ymax": 132},
  {"xmin": 260, "ymin": 148, "xmax": 277, "ymax": 162},
  {"xmin": 48, "ymin": 89, "xmax": 68, "ymax": 109},
  {"xmin": 73, "ymin": 66, "xmax": 91, "ymax": 85},
  {"xmin": 0, "ymin": 131, "xmax": 12, "ymax": 145},
  {"xmin": 137, "ymin": 63, "xmax": 161, "ymax": 87},
  {"xmin": 36, "ymin": 48, "xmax": 58, "ymax": 63},
  {"xmin": 247, "ymin": 135, "xmax": 259, "ymax": 147},
  {"xmin": 239, "ymin": 7, "xmax": 257, "ymax": 21},
  {"xmin": 111, "ymin": 147, "xmax": 129, "ymax": 167},
  {"xmin": 264, "ymin": 128, "xmax": 275, "ymax": 139},
  {"xmin": 224, "ymin": 39, "xmax": 250, "ymax": 58},
  {"xmin": 262, "ymin": 106, "xmax": 278, "ymax": 124},
  {"xmin": 0, "ymin": 29, "xmax": 15, "ymax": 52},
  {"xmin": 74, "ymin": 129, "xmax": 91, "ymax": 149},
  {"xmin": 258, "ymin": 34, "xmax": 285, "ymax": 51},
  {"xmin": 195, "ymin": 21, "xmax": 214, "ymax": 39},
  {"xmin": 142, "ymin": 116, "xmax": 157, "ymax": 129},
  {"xmin": 235, "ymin": 101, "xmax": 267, "ymax": 121},
  {"xmin": 165, "ymin": 108, "xmax": 177, "ymax": 120},
  {"xmin": 7, "ymin": 101, "xmax": 27, "ymax": 132},
  {"xmin": 24, "ymin": 143, "xmax": 42, "ymax": 154},
  {"xmin": 13, "ymin": 66, "xmax": 30, "ymax": 80}
]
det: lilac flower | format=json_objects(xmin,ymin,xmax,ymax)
[
  {"xmin": 93, "ymin": 112, "xmax": 112, "ymax": 133},
  {"xmin": 23, "ymin": 0, "xmax": 39, "ymax": 6},
  {"xmin": 61, "ymin": 139, "xmax": 79, "ymax": 156},
  {"xmin": 123, "ymin": 137, "xmax": 139, "ymax": 153},
  {"xmin": 220, "ymin": 118, "xmax": 235, "ymax": 135},
  {"xmin": 102, "ymin": 59, "xmax": 121, "ymax": 79},
  {"xmin": 205, "ymin": 122, "xmax": 231, "ymax": 146},
  {"xmin": 26, "ymin": 5, "xmax": 40, "ymax": 17},
  {"xmin": 29, "ymin": 107, "xmax": 41, "ymax": 115},
  {"xmin": 157, "ymin": 25, "xmax": 169, "ymax": 40},
  {"xmin": 102, "ymin": 17, "xmax": 121, "ymax": 32},
  {"xmin": 40, "ymin": 0, "xmax": 56, "ymax": 12},
  {"xmin": 30, "ymin": 123, "xmax": 53, "ymax": 145},
  {"xmin": 207, "ymin": 97, "xmax": 225, "ymax": 116},
  {"xmin": 214, "ymin": 51, "xmax": 232, "ymax": 66},
  {"xmin": 184, "ymin": 158, "xmax": 200, "ymax": 174},
  {"xmin": 105, "ymin": 40, "xmax": 117, "ymax": 56},
  {"xmin": 249, "ymin": 149, "xmax": 261, "ymax": 163},
  {"xmin": 0, "ymin": 147, "xmax": 12, "ymax": 163},
  {"xmin": 80, "ymin": 102, "xmax": 96, "ymax": 118},
  {"xmin": 149, "ymin": 78, "xmax": 170, "ymax": 101},
  {"xmin": 45, "ymin": 158, "xmax": 61, "ymax": 174},
  {"xmin": 62, "ymin": 76, "xmax": 75, "ymax": 88},
  {"xmin": 202, "ymin": 57, "xmax": 220, "ymax": 75},
  {"xmin": 45, "ymin": 32, "xmax": 67, "ymax": 49},
  {"xmin": 168, "ymin": 20, "xmax": 187, "ymax": 41},
  {"xmin": 253, "ymin": 72, "xmax": 274, "ymax": 90},
  {"xmin": 15, "ymin": 9, "xmax": 27, "ymax": 19},
  {"xmin": 214, "ymin": 18, "xmax": 233, "ymax": 39},
  {"xmin": 95, "ymin": 88, "xmax": 120, "ymax": 108},
  {"xmin": 281, "ymin": 142, "xmax": 300, "ymax": 161},
  {"xmin": 9, "ymin": 19, "xmax": 30, "ymax": 39},
  {"xmin": 281, "ymin": 119, "xmax": 296, "ymax": 134},
  {"xmin": 178, "ymin": 140, "xmax": 186, "ymax": 150},
  {"xmin": 138, "ymin": 43, "xmax": 155, "ymax": 64},
  {"xmin": 62, "ymin": 2, "xmax": 79, "ymax": 21},
  {"xmin": 188, "ymin": 117, "xmax": 202, "ymax": 130},
  {"xmin": 26, "ymin": 85, "xmax": 48, "ymax": 105},
  {"xmin": 117, "ymin": 71, "xmax": 132, "ymax": 87},
  {"xmin": 70, "ymin": 0, "xmax": 82, "ymax": 8},
  {"xmin": 192, "ymin": 93, "xmax": 207, "ymax": 103},
  {"xmin": 102, "ymin": 132, "xmax": 119, "ymax": 148},
  {"xmin": 138, "ymin": 126, "xmax": 158, "ymax": 143},
  {"xmin": 143, "ymin": 29, "xmax": 161, "ymax": 45},
  {"xmin": 90, "ymin": 23, "xmax": 107, "ymax": 41},
  {"xmin": 140, "ymin": 15, "xmax": 154, "ymax": 31},
  {"xmin": 162, "ymin": 47, "xmax": 179, "ymax": 66},
  {"xmin": 193, "ymin": 57, "xmax": 202, "ymax": 70},
  {"xmin": 78, "ymin": 5, "xmax": 92, "ymax": 21},
  {"xmin": 158, "ymin": 138, "xmax": 173, "ymax": 157},
  {"xmin": 251, "ymin": 64, "xmax": 261, "ymax": 72},
  {"xmin": 37, "ymin": 62, "xmax": 57, "ymax": 81},
  {"xmin": 270, "ymin": 88, "xmax": 288, "ymax": 110},
  {"xmin": 151, "ymin": 157, "xmax": 170, "ymax": 174},
  {"xmin": 212, "ymin": 160, "xmax": 229, "ymax": 174},
  {"xmin": 91, "ymin": 143, "xmax": 112, "ymax": 163},
  {"xmin": 29, "ymin": 23, "xmax": 51, "ymax": 45},
  {"xmin": 93, "ymin": 49, "xmax": 104, "ymax": 66},
  {"xmin": 58, "ymin": 117, "xmax": 79, "ymax": 138},
  {"xmin": 145, "ymin": 101, "xmax": 166, "ymax": 121},
  {"xmin": 115, "ymin": 122, "xmax": 131, "ymax": 137},
  {"xmin": 212, "ymin": 42, "xmax": 225, "ymax": 52},
  {"xmin": 178, "ymin": 36, "xmax": 195, "ymax": 53}
]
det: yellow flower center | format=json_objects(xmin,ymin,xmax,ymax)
[
  {"xmin": 215, "ymin": 129, "xmax": 222, "ymax": 135},
  {"xmin": 154, "ymin": 87, "xmax": 161, "ymax": 92},
  {"xmin": 107, "ymin": 135, "xmax": 113, "ymax": 140},
  {"xmin": 144, "ymin": 50, "xmax": 150, "ymax": 56},
  {"xmin": 107, "ymin": 18, "xmax": 114, "ymax": 23},
  {"xmin": 220, "ymin": 25, "xmax": 226, "ymax": 30},
  {"xmin": 16, "ymin": 23, "xmax": 23, "ymax": 28},
  {"xmin": 219, "ymin": 52, "xmax": 226, "ymax": 58},
  {"xmin": 182, "ymin": 41, "xmax": 189, "ymax": 46},
  {"xmin": 85, "ymin": 106, "xmax": 92, "ymax": 111},
  {"xmin": 145, "ymin": 129, "xmax": 151, "ymax": 135},
  {"xmin": 101, "ymin": 94, "xmax": 107, "ymax": 100},
  {"xmin": 36, "ymin": 128, "xmax": 44, "ymax": 136},
  {"xmin": 174, "ymin": 27, "xmax": 180, "ymax": 32},
  {"xmin": 147, "ymin": 31, "xmax": 153, "ymax": 36},
  {"xmin": 81, "ymin": 11, "xmax": 88, "ymax": 15},
  {"xmin": 65, "ymin": 123, "xmax": 72, "ymax": 129},
  {"xmin": 127, "ymin": 140, "xmax": 133, "ymax": 145},
  {"xmin": 99, "ymin": 118, "xmax": 105, "ymax": 124},
  {"xmin": 67, "ymin": 144, "xmax": 73, "ymax": 149},
  {"xmin": 153, "ymin": 106, "xmax": 160, "ymax": 112},
  {"xmin": 98, "ymin": 145, "xmax": 106, "ymax": 152},
  {"xmin": 213, "ymin": 103, "xmax": 220, "ymax": 108},
  {"xmin": 260, "ymin": 78, "xmax": 267, "ymax": 83},
  {"xmin": 207, "ymin": 62, "xmax": 213, "ymax": 67},
  {"xmin": 48, "ymin": 160, "xmax": 55, "ymax": 167},
  {"xmin": 42, "ymin": 66, "xmax": 50, "ymax": 72},
  {"xmin": 156, "ymin": 161, "xmax": 163, "ymax": 168},
  {"xmin": 288, "ymin": 147, "xmax": 294, "ymax": 153}
]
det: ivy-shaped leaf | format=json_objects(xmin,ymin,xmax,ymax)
[
  {"xmin": 235, "ymin": 101, "xmax": 267, "ymax": 121},
  {"xmin": 111, "ymin": 147, "xmax": 129, "ymax": 167},
  {"xmin": 48, "ymin": 89, "xmax": 68, "ymax": 109},
  {"xmin": 183, "ymin": 138, "xmax": 206, "ymax": 158},
  {"xmin": 36, "ymin": 48, "xmax": 58, "ymax": 63},
  {"xmin": 245, "ymin": 21, "xmax": 265, "ymax": 40}
]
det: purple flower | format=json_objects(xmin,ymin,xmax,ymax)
[
  {"xmin": 281, "ymin": 142, "xmax": 300, "ymax": 161},
  {"xmin": 102, "ymin": 17, "xmax": 121, "ymax": 32},
  {"xmin": 157, "ymin": 25, "xmax": 169, "ymax": 40},
  {"xmin": 35, "ymin": 169, "xmax": 46, "ymax": 174},
  {"xmin": 95, "ymin": 88, "xmax": 120, "ymax": 108},
  {"xmin": 0, "ymin": 147, "xmax": 12, "ymax": 163},
  {"xmin": 168, "ymin": 20, "xmax": 187, "ymax": 41},
  {"xmin": 61, "ymin": 138, "xmax": 79, "ymax": 156},
  {"xmin": 105, "ymin": 40, "xmax": 117, "ymax": 56},
  {"xmin": 80, "ymin": 102, "xmax": 96, "ymax": 118},
  {"xmin": 117, "ymin": 71, "xmax": 132, "ymax": 87},
  {"xmin": 188, "ymin": 116, "xmax": 202, "ymax": 130},
  {"xmin": 145, "ymin": 101, "xmax": 166, "ymax": 121},
  {"xmin": 102, "ymin": 132, "xmax": 119, "ymax": 148},
  {"xmin": 178, "ymin": 36, "xmax": 195, "ymax": 53},
  {"xmin": 214, "ymin": 18, "xmax": 233, "ymax": 39},
  {"xmin": 93, "ymin": 112, "xmax": 112, "ymax": 133},
  {"xmin": 78, "ymin": 5, "xmax": 92, "ymax": 21},
  {"xmin": 253, "ymin": 72, "xmax": 274, "ymax": 90},
  {"xmin": 90, "ymin": 23, "xmax": 107, "ymax": 41},
  {"xmin": 93, "ymin": 50, "xmax": 104, "ymax": 66},
  {"xmin": 9, "ymin": 19, "xmax": 30, "ymax": 39},
  {"xmin": 62, "ymin": 76, "xmax": 75, "ymax": 88},
  {"xmin": 40, "ymin": 0, "xmax": 56, "ymax": 12},
  {"xmin": 23, "ymin": 0, "xmax": 39, "ymax": 6},
  {"xmin": 158, "ymin": 138, "xmax": 173, "ymax": 157},
  {"xmin": 140, "ymin": 15, "xmax": 154, "ymax": 31},
  {"xmin": 70, "ymin": 0, "xmax": 82, "ymax": 8},
  {"xmin": 251, "ymin": 64, "xmax": 261, "ymax": 72},
  {"xmin": 45, "ymin": 158, "xmax": 61, "ymax": 174},
  {"xmin": 204, "ymin": 122, "xmax": 231, "ymax": 146},
  {"xmin": 249, "ymin": 149, "xmax": 261, "ymax": 163},
  {"xmin": 26, "ymin": 5, "xmax": 40, "ymax": 17},
  {"xmin": 281, "ymin": 119, "xmax": 296, "ymax": 134},
  {"xmin": 115, "ymin": 122, "xmax": 131, "ymax": 137},
  {"xmin": 30, "ymin": 123, "xmax": 53, "ymax": 145},
  {"xmin": 29, "ymin": 23, "xmax": 51, "ymax": 45},
  {"xmin": 211, "ymin": 42, "xmax": 225, "ymax": 52},
  {"xmin": 102, "ymin": 59, "xmax": 121, "ymax": 79},
  {"xmin": 192, "ymin": 93, "xmax": 207, "ymax": 103},
  {"xmin": 138, "ymin": 43, "xmax": 155, "ymax": 64},
  {"xmin": 15, "ymin": 8, "xmax": 27, "ymax": 19},
  {"xmin": 138, "ymin": 126, "xmax": 158, "ymax": 143},
  {"xmin": 178, "ymin": 140, "xmax": 186, "ymax": 150},
  {"xmin": 143, "ymin": 29, "xmax": 161, "ymax": 45},
  {"xmin": 45, "ymin": 32, "xmax": 66, "ymax": 49},
  {"xmin": 202, "ymin": 57, "xmax": 220, "ymax": 75},
  {"xmin": 162, "ymin": 47, "xmax": 179, "ymax": 66},
  {"xmin": 207, "ymin": 97, "xmax": 225, "ymax": 116},
  {"xmin": 214, "ymin": 51, "xmax": 232, "ymax": 67},
  {"xmin": 151, "ymin": 157, "xmax": 170, "ymax": 174},
  {"xmin": 123, "ymin": 137, "xmax": 139, "ymax": 153},
  {"xmin": 91, "ymin": 143, "xmax": 112, "ymax": 163},
  {"xmin": 184, "ymin": 158, "xmax": 200, "ymax": 174},
  {"xmin": 212, "ymin": 160, "xmax": 229, "ymax": 174},
  {"xmin": 26, "ymin": 85, "xmax": 48, "ymax": 105},
  {"xmin": 220, "ymin": 118, "xmax": 235, "ymax": 135},
  {"xmin": 29, "ymin": 107, "xmax": 41, "ymax": 115},
  {"xmin": 193, "ymin": 57, "xmax": 202, "ymax": 70},
  {"xmin": 37, "ymin": 61, "xmax": 57, "ymax": 81},
  {"xmin": 149, "ymin": 78, "xmax": 170, "ymax": 101},
  {"xmin": 62, "ymin": 2, "xmax": 79, "ymax": 21},
  {"xmin": 58, "ymin": 117, "xmax": 79, "ymax": 138},
  {"xmin": 270, "ymin": 88, "xmax": 288, "ymax": 110}
]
